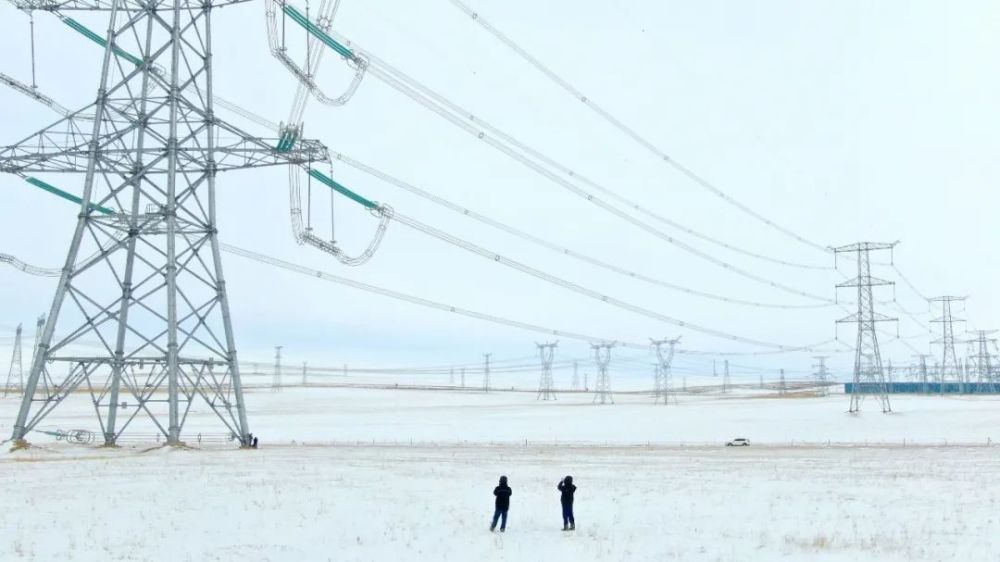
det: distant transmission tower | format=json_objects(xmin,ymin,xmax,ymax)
[
  {"xmin": 272, "ymin": 346, "xmax": 283, "ymax": 392},
  {"xmin": 650, "ymin": 337, "xmax": 680, "ymax": 404},
  {"xmin": 722, "ymin": 359, "xmax": 730, "ymax": 394},
  {"xmin": 4, "ymin": 325, "xmax": 23, "ymax": 397},
  {"xmin": 571, "ymin": 361, "xmax": 580, "ymax": 390},
  {"xmin": 886, "ymin": 360, "xmax": 894, "ymax": 384},
  {"xmin": 0, "ymin": 1, "xmax": 337, "ymax": 447},
  {"xmin": 778, "ymin": 368, "xmax": 787, "ymax": 396},
  {"xmin": 302, "ymin": 361, "xmax": 308, "ymax": 386},
  {"xmin": 913, "ymin": 354, "xmax": 931, "ymax": 394},
  {"xmin": 536, "ymin": 341, "xmax": 558, "ymax": 400},
  {"xmin": 30, "ymin": 315, "xmax": 45, "ymax": 369},
  {"xmin": 591, "ymin": 343, "xmax": 615, "ymax": 405},
  {"xmin": 833, "ymin": 242, "xmax": 897, "ymax": 413},
  {"xmin": 483, "ymin": 353, "xmax": 492, "ymax": 392},
  {"xmin": 969, "ymin": 330, "xmax": 998, "ymax": 392},
  {"xmin": 812, "ymin": 356, "xmax": 830, "ymax": 396},
  {"xmin": 930, "ymin": 296, "xmax": 966, "ymax": 389}
]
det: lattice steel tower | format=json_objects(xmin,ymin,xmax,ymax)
[
  {"xmin": 968, "ymin": 330, "xmax": 998, "ymax": 391},
  {"xmin": 536, "ymin": 341, "xmax": 558, "ymax": 400},
  {"xmin": 913, "ymin": 354, "xmax": 931, "ymax": 393},
  {"xmin": 482, "ymin": 353, "xmax": 492, "ymax": 392},
  {"xmin": 833, "ymin": 242, "xmax": 897, "ymax": 413},
  {"xmin": 272, "ymin": 346, "xmax": 283, "ymax": 392},
  {"xmin": 812, "ymin": 356, "xmax": 830, "ymax": 396},
  {"xmin": 1, "ymin": 0, "xmax": 327, "ymax": 447},
  {"xmin": 591, "ymin": 342, "xmax": 615, "ymax": 405},
  {"xmin": 650, "ymin": 337, "xmax": 679, "ymax": 404},
  {"xmin": 4, "ymin": 325, "xmax": 24, "ymax": 397},
  {"xmin": 930, "ymin": 296, "xmax": 967, "ymax": 386}
]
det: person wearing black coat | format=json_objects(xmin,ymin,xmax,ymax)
[
  {"xmin": 491, "ymin": 476, "xmax": 512, "ymax": 532},
  {"xmin": 558, "ymin": 475, "xmax": 576, "ymax": 530}
]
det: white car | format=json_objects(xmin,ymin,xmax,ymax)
[{"xmin": 726, "ymin": 438, "xmax": 750, "ymax": 447}]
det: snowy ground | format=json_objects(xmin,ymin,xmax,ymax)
[{"xmin": 2, "ymin": 387, "xmax": 1000, "ymax": 561}]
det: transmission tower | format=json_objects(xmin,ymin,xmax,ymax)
[
  {"xmin": 833, "ymin": 242, "xmax": 897, "ymax": 413},
  {"xmin": 968, "ymin": 330, "xmax": 998, "ymax": 392},
  {"xmin": 536, "ymin": 341, "xmax": 558, "ymax": 400},
  {"xmin": 30, "ymin": 315, "xmax": 45, "ymax": 369},
  {"xmin": 272, "ymin": 346, "xmax": 283, "ymax": 392},
  {"xmin": 591, "ymin": 343, "xmax": 615, "ymax": 405},
  {"xmin": 930, "ymin": 296, "xmax": 967, "ymax": 389},
  {"xmin": 913, "ymin": 354, "xmax": 931, "ymax": 394},
  {"xmin": 0, "ymin": 1, "xmax": 334, "ymax": 447},
  {"xmin": 722, "ymin": 359, "xmax": 730, "ymax": 394},
  {"xmin": 650, "ymin": 337, "xmax": 680, "ymax": 404},
  {"xmin": 571, "ymin": 360, "xmax": 579, "ymax": 390},
  {"xmin": 483, "ymin": 353, "xmax": 492, "ymax": 392},
  {"xmin": 812, "ymin": 356, "xmax": 830, "ymax": 396},
  {"xmin": 778, "ymin": 368, "xmax": 787, "ymax": 396},
  {"xmin": 4, "ymin": 325, "xmax": 24, "ymax": 397}
]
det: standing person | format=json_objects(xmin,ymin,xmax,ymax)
[
  {"xmin": 491, "ymin": 476, "xmax": 512, "ymax": 532},
  {"xmin": 558, "ymin": 476, "xmax": 576, "ymax": 531}
]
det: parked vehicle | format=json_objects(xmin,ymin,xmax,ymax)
[{"xmin": 726, "ymin": 438, "xmax": 750, "ymax": 447}]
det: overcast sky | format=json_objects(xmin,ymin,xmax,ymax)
[{"xmin": 0, "ymin": 0, "xmax": 997, "ymax": 383}]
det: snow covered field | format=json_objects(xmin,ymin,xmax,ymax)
[{"xmin": 2, "ymin": 387, "xmax": 1000, "ymax": 561}]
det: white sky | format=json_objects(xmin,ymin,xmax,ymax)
[{"xmin": 0, "ymin": 0, "xmax": 997, "ymax": 382}]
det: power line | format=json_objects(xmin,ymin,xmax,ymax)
[
  {"xmin": 391, "ymin": 209, "xmax": 824, "ymax": 350},
  {"xmin": 445, "ymin": 0, "xmax": 831, "ymax": 254},
  {"xmin": 284, "ymin": 9, "xmax": 837, "ymax": 302},
  {"xmin": 332, "ymin": 151, "xmax": 834, "ymax": 310}
]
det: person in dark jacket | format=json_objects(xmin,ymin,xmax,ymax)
[
  {"xmin": 491, "ymin": 476, "xmax": 512, "ymax": 532},
  {"xmin": 558, "ymin": 475, "xmax": 576, "ymax": 530}
]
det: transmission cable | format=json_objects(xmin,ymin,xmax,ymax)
[
  {"xmin": 446, "ymin": 0, "xmax": 831, "ymax": 254},
  {"xmin": 280, "ymin": 7, "xmax": 837, "ymax": 302},
  {"xmin": 332, "ymin": 151, "xmax": 833, "ymax": 310},
  {"xmin": 389, "ymin": 208, "xmax": 829, "ymax": 350}
]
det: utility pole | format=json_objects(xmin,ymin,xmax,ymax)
[
  {"xmin": 759, "ymin": 374, "xmax": 764, "ymax": 389},
  {"xmin": 713, "ymin": 359, "xmax": 718, "ymax": 378},
  {"xmin": 4, "ymin": 325, "xmax": 23, "ymax": 397},
  {"xmin": 571, "ymin": 361, "xmax": 579, "ymax": 390},
  {"xmin": 272, "ymin": 346, "xmax": 283, "ymax": 392},
  {"xmin": 650, "ymin": 337, "xmax": 680, "ymax": 405},
  {"xmin": 812, "ymin": 356, "xmax": 830, "ymax": 397},
  {"xmin": 483, "ymin": 353, "xmax": 492, "ymax": 392},
  {"xmin": 449, "ymin": 367, "xmax": 455, "ymax": 386},
  {"xmin": 722, "ymin": 360, "xmax": 730, "ymax": 394},
  {"xmin": 536, "ymin": 341, "xmax": 558, "ymax": 400},
  {"xmin": 779, "ymin": 369, "xmax": 787, "ymax": 396},
  {"xmin": 886, "ymin": 360, "xmax": 894, "ymax": 384},
  {"xmin": 591, "ymin": 343, "xmax": 615, "ymax": 405},
  {"xmin": 930, "ymin": 296, "xmax": 967, "ymax": 390},
  {"xmin": 0, "ymin": 0, "xmax": 333, "ymax": 447},
  {"xmin": 833, "ymin": 242, "xmax": 897, "ymax": 413}
]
